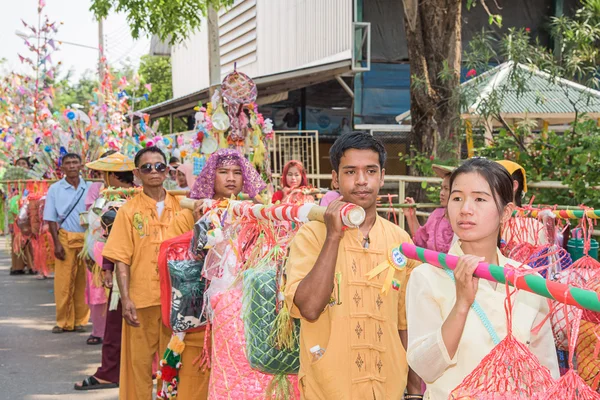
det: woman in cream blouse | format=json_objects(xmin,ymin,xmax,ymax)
[{"xmin": 406, "ymin": 158, "xmax": 559, "ymax": 399}]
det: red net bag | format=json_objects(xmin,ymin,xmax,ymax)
[
  {"xmin": 553, "ymin": 215, "xmax": 600, "ymax": 382},
  {"xmin": 450, "ymin": 286, "xmax": 555, "ymax": 399},
  {"xmin": 536, "ymin": 299, "xmax": 600, "ymax": 399}
]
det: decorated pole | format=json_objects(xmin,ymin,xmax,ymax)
[
  {"xmin": 398, "ymin": 243, "xmax": 600, "ymax": 313},
  {"xmin": 180, "ymin": 199, "xmax": 366, "ymax": 228},
  {"xmin": 513, "ymin": 209, "xmax": 600, "ymax": 220}
]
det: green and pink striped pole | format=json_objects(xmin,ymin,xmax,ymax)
[{"xmin": 399, "ymin": 243, "xmax": 600, "ymax": 313}]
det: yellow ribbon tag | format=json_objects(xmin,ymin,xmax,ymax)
[{"xmin": 366, "ymin": 247, "xmax": 407, "ymax": 295}]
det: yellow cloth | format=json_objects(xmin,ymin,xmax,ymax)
[
  {"xmin": 406, "ymin": 241, "xmax": 560, "ymax": 400},
  {"xmin": 102, "ymin": 191, "xmax": 182, "ymax": 309},
  {"xmin": 166, "ymin": 209, "xmax": 209, "ymax": 400},
  {"xmin": 54, "ymin": 230, "xmax": 89, "ymax": 330},
  {"xmin": 119, "ymin": 305, "xmax": 171, "ymax": 399},
  {"xmin": 284, "ymin": 217, "xmax": 417, "ymax": 400},
  {"xmin": 496, "ymin": 160, "xmax": 527, "ymax": 192}
]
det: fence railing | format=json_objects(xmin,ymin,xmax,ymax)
[{"xmin": 272, "ymin": 173, "xmax": 595, "ymax": 233}]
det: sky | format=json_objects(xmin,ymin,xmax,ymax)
[{"xmin": 0, "ymin": 0, "xmax": 151, "ymax": 81}]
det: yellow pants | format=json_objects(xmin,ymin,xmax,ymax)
[
  {"xmin": 54, "ymin": 230, "xmax": 89, "ymax": 330},
  {"xmin": 179, "ymin": 330, "xmax": 210, "ymax": 399},
  {"xmin": 120, "ymin": 305, "xmax": 171, "ymax": 399}
]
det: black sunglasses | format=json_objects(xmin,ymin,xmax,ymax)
[{"xmin": 138, "ymin": 162, "xmax": 168, "ymax": 174}]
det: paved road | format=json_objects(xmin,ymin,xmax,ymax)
[{"xmin": 0, "ymin": 237, "xmax": 119, "ymax": 399}]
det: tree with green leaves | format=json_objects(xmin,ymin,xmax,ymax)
[
  {"xmin": 90, "ymin": 0, "xmax": 233, "ymax": 44},
  {"xmin": 463, "ymin": 0, "xmax": 600, "ymax": 205}
]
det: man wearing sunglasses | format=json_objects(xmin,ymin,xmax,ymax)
[
  {"xmin": 163, "ymin": 148, "xmax": 266, "ymax": 399},
  {"xmin": 102, "ymin": 146, "xmax": 183, "ymax": 399}
]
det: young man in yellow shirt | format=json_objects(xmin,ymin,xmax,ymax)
[
  {"xmin": 284, "ymin": 132, "xmax": 422, "ymax": 399},
  {"xmin": 165, "ymin": 148, "xmax": 266, "ymax": 399},
  {"xmin": 102, "ymin": 146, "xmax": 182, "ymax": 399}
]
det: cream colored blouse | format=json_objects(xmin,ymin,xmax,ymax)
[{"xmin": 406, "ymin": 241, "xmax": 559, "ymax": 400}]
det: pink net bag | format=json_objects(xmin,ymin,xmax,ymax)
[{"xmin": 450, "ymin": 285, "xmax": 556, "ymax": 399}]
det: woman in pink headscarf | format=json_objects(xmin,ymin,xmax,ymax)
[{"xmin": 175, "ymin": 164, "xmax": 196, "ymax": 190}]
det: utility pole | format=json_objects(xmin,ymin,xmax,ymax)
[
  {"xmin": 207, "ymin": 6, "xmax": 221, "ymax": 97},
  {"xmin": 98, "ymin": 18, "xmax": 105, "ymax": 81}
]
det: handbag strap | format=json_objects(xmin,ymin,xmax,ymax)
[
  {"xmin": 443, "ymin": 266, "xmax": 501, "ymax": 345},
  {"xmin": 59, "ymin": 183, "xmax": 87, "ymax": 225}
]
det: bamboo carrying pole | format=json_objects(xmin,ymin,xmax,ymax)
[
  {"xmin": 399, "ymin": 243, "xmax": 600, "ymax": 313},
  {"xmin": 513, "ymin": 209, "xmax": 600, "ymax": 220},
  {"xmin": 180, "ymin": 199, "xmax": 366, "ymax": 227}
]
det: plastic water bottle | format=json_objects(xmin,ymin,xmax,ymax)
[{"xmin": 310, "ymin": 345, "xmax": 325, "ymax": 362}]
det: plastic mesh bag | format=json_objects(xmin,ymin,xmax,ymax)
[
  {"xmin": 168, "ymin": 260, "xmax": 207, "ymax": 332},
  {"xmin": 242, "ymin": 268, "xmax": 300, "ymax": 374},
  {"xmin": 158, "ymin": 230, "xmax": 208, "ymax": 333},
  {"xmin": 450, "ymin": 287, "xmax": 555, "ymax": 399}
]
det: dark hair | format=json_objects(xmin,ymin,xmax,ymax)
[
  {"xmin": 450, "ymin": 158, "xmax": 514, "ymax": 216},
  {"xmin": 512, "ymin": 169, "xmax": 525, "ymax": 207},
  {"xmin": 169, "ymin": 156, "xmax": 180, "ymax": 164},
  {"xmin": 15, "ymin": 157, "xmax": 32, "ymax": 168},
  {"xmin": 100, "ymin": 150, "xmax": 117, "ymax": 159},
  {"xmin": 134, "ymin": 146, "xmax": 167, "ymax": 167},
  {"xmin": 329, "ymin": 131, "xmax": 386, "ymax": 172},
  {"xmin": 61, "ymin": 153, "xmax": 82, "ymax": 163},
  {"xmin": 110, "ymin": 170, "xmax": 135, "ymax": 185}
]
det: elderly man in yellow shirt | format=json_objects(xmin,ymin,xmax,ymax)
[
  {"xmin": 165, "ymin": 148, "xmax": 266, "ymax": 399},
  {"xmin": 284, "ymin": 132, "xmax": 422, "ymax": 400},
  {"xmin": 102, "ymin": 146, "xmax": 182, "ymax": 399}
]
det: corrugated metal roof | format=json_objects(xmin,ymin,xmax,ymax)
[
  {"xmin": 462, "ymin": 61, "xmax": 600, "ymax": 115},
  {"xmin": 396, "ymin": 61, "xmax": 600, "ymax": 123}
]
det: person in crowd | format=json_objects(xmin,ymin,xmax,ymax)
[
  {"xmin": 496, "ymin": 160, "xmax": 547, "ymax": 247},
  {"xmin": 406, "ymin": 158, "xmax": 559, "ymax": 400},
  {"xmin": 74, "ymin": 151, "xmax": 136, "ymax": 391},
  {"xmin": 102, "ymin": 146, "xmax": 182, "ymax": 398},
  {"xmin": 79, "ymin": 150, "xmax": 118, "ymax": 346},
  {"xmin": 284, "ymin": 131, "xmax": 422, "ymax": 399},
  {"xmin": 164, "ymin": 156, "xmax": 181, "ymax": 190},
  {"xmin": 175, "ymin": 163, "xmax": 195, "ymax": 190},
  {"xmin": 272, "ymin": 160, "xmax": 311, "ymax": 203},
  {"xmin": 15, "ymin": 157, "xmax": 32, "ymax": 169},
  {"xmin": 43, "ymin": 153, "xmax": 90, "ymax": 333},
  {"xmin": 404, "ymin": 164, "xmax": 455, "ymax": 253},
  {"xmin": 166, "ymin": 148, "xmax": 266, "ymax": 399},
  {"xmin": 9, "ymin": 156, "xmax": 35, "ymax": 274},
  {"xmin": 319, "ymin": 181, "xmax": 341, "ymax": 207},
  {"xmin": 9, "ymin": 158, "xmax": 33, "ymax": 275}
]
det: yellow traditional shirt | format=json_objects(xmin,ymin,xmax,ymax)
[
  {"xmin": 103, "ymin": 191, "xmax": 182, "ymax": 309},
  {"xmin": 285, "ymin": 216, "xmax": 418, "ymax": 400},
  {"xmin": 406, "ymin": 241, "xmax": 560, "ymax": 400}
]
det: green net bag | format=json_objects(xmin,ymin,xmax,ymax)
[{"xmin": 242, "ymin": 267, "xmax": 300, "ymax": 375}]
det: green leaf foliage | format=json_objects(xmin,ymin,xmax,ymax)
[{"xmin": 90, "ymin": 0, "xmax": 234, "ymax": 44}]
